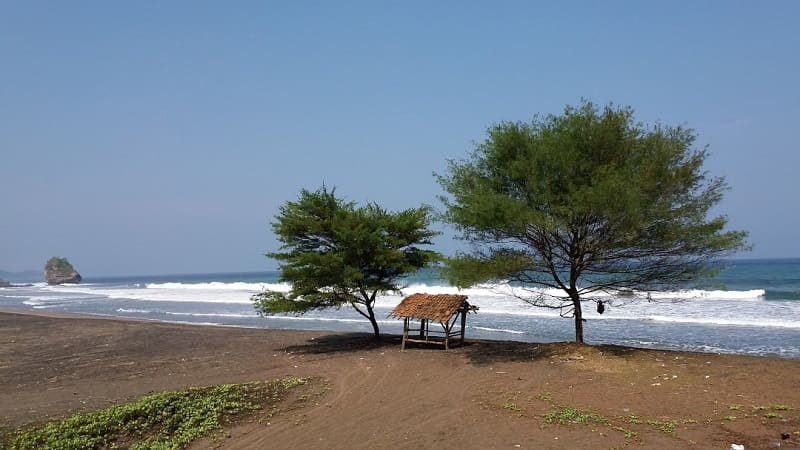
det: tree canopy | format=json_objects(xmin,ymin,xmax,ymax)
[
  {"xmin": 252, "ymin": 186, "xmax": 440, "ymax": 340},
  {"xmin": 437, "ymin": 101, "xmax": 749, "ymax": 343}
]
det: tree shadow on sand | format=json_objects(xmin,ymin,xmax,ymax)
[
  {"xmin": 277, "ymin": 332, "xmax": 402, "ymax": 355},
  {"xmin": 455, "ymin": 340, "xmax": 568, "ymax": 366},
  {"xmin": 278, "ymin": 331, "xmax": 654, "ymax": 367},
  {"xmin": 457, "ymin": 339, "xmax": 662, "ymax": 366}
]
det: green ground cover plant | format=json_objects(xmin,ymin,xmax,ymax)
[{"xmin": 2, "ymin": 377, "xmax": 311, "ymax": 450}]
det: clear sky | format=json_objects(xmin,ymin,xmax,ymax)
[{"xmin": 2, "ymin": 1, "xmax": 798, "ymax": 276}]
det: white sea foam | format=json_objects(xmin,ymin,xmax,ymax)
[
  {"xmin": 39, "ymin": 280, "xmax": 766, "ymax": 304},
  {"xmin": 24, "ymin": 301, "xmax": 63, "ymax": 309},
  {"xmin": 116, "ymin": 308, "xmax": 152, "ymax": 314},
  {"xmin": 145, "ymin": 281, "xmax": 292, "ymax": 292},
  {"xmin": 23, "ymin": 298, "xmax": 67, "ymax": 306},
  {"xmin": 471, "ymin": 326, "xmax": 525, "ymax": 334},
  {"xmin": 35, "ymin": 281, "xmax": 292, "ymax": 305},
  {"xmin": 164, "ymin": 320, "xmax": 227, "ymax": 327},
  {"xmin": 402, "ymin": 283, "xmax": 767, "ymax": 302},
  {"xmin": 642, "ymin": 289, "xmax": 766, "ymax": 301},
  {"xmin": 258, "ymin": 316, "xmax": 400, "ymax": 326},
  {"xmin": 399, "ymin": 282, "xmax": 514, "ymax": 297},
  {"xmin": 477, "ymin": 308, "xmax": 562, "ymax": 318},
  {"xmin": 26, "ymin": 295, "xmax": 80, "ymax": 302},
  {"xmin": 165, "ymin": 312, "xmax": 256, "ymax": 319},
  {"xmin": 643, "ymin": 315, "xmax": 800, "ymax": 329},
  {"xmin": 20, "ymin": 280, "xmax": 798, "ymax": 331}
]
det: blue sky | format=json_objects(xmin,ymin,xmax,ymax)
[{"xmin": 1, "ymin": 1, "xmax": 798, "ymax": 276}]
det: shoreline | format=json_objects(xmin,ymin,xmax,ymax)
[
  {"xmin": 2, "ymin": 309, "xmax": 800, "ymax": 448},
  {"xmin": 0, "ymin": 306, "xmax": 270, "ymax": 329},
  {"xmin": 2, "ymin": 305, "xmax": 797, "ymax": 361}
]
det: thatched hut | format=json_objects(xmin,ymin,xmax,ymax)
[{"xmin": 390, "ymin": 293, "xmax": 478, "ymax": 350}]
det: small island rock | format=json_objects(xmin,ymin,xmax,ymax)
[{"xmin": 44, "ymin": 257, "xmax": 82, "ymax": 285}]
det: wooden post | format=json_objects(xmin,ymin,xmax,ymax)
[
  {"xmin": 460, "ymin": 304, "xmax": 467, "ymax": 345},
  {"xmin": 402, "ymin": 317, "xmax": 408, "ymax": 350},
  {"xmin": 419, "ymin": 319, "xmax": 426, "ymax": 339},
  {"xmin": 443, "ymin": 320, "xmax": 450, "ymax": 350}
]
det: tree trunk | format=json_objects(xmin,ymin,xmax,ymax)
[
  {"xmin": 366, "ymin": 305, "xmax": 380, "ymax": 341},
  {"xmin": 355, "ymin": 289, "xmax": 381, "ymax": 342},
  {"xmin": 365, "ymin": 293, "xmax": 381, "ymax": 342},
  {"xmin": 572, "ymin": 296, "xmax": 584, "ymax": 344}
]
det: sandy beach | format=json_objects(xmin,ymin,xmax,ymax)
[{"xmin": 1, "ymin": 309, "xmax": 798, "ymax": 449}]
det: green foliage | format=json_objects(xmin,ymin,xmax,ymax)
[
  {"xmin": 544, "ymin": 406, "xmax": 608, "ymax": 425},
  {"xmin": 643, "ymin": 418, "xmax": 682, "ymax": 433},
  {"xmin": 253, "ymin": 186, "xmax": 440, "ymax": 338},
  {"xmin": 538, "ymin": 405, "xmax": 696, "ymax": 443},
  {"xmin": 437, "ymin": 101, "xmax": 749, "ymax": 342},
  {"xmin": 3, "ymin": 377, "xmax": 308, "ymax": 450},
  {"xmin": 502, "ymin": 400, "xmax": 522, "ymax": 412},
  {"xmin": 522, "ymin": 394, "xmax": 699, "ymax": 444},
  {"xmin": 611, "ymin": 426, "xmax": 640, "ymax": 442},
  {"xmin": 751, "ymin": 404, "xmax": 792, "ymax": 412},
  {"xmin": 45, "ymin": 257, "xmax": 75, "ymax": 273},
  {"xmin": 769, "ymin": 404, "xmax": 792, "ymax": 411}
]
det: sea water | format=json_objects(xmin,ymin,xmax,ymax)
[{"xmin": 1, "ymin": 258, "xmax": 798, "ymax": 358}]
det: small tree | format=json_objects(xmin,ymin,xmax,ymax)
[
  {"xmin": 437, "ymin": 101, "xmax": 749, "ymax": 343},
  {"xmin": 253, "ymin": 186, "xmax": 440, "ymax": 340}
]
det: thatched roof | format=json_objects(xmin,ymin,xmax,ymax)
[{"xmin": 390, "ymin": 293, "xmax": 470, "ymax": 322}]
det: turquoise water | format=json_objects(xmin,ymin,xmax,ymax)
[
  {"xmin": 713, "ymin": 259, "xmax": 800, "ymax": 300},
  {"xmin": 1, "ymin": 258, "xmax": 798, "ymax": 358}
]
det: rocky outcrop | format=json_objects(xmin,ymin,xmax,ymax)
[
  {"xmin": 44, "ymin": 257, "xmax": 82, "ymax": 285},
  {"xmin": 0, "ymin": 280, "xmax": 10, "ymax": 287}
]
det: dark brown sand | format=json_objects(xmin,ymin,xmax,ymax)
[{"xmin": 1, "ymin": 309, "xmax": 799, "ymax": 449}]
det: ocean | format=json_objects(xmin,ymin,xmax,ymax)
[{"xmin": 1, "ymin": 258, "xmax": 798, "ymax": 358}]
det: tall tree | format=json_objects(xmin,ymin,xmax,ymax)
[
  {"xmin": 437, "ymin": 102, "xmax": 749, "ymax": 343},
  {"xmin": 253, "ymin": 186, "xmax": 440, "ymax": 340}
]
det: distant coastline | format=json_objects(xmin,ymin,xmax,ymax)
[{"xmin": 0, "ymin": 270, "xmax": 40, "ymax": 283}]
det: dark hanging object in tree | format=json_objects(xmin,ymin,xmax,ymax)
[{"xmin": 596, "ymin": 300, "xmax": 605, "ymax": 314}]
